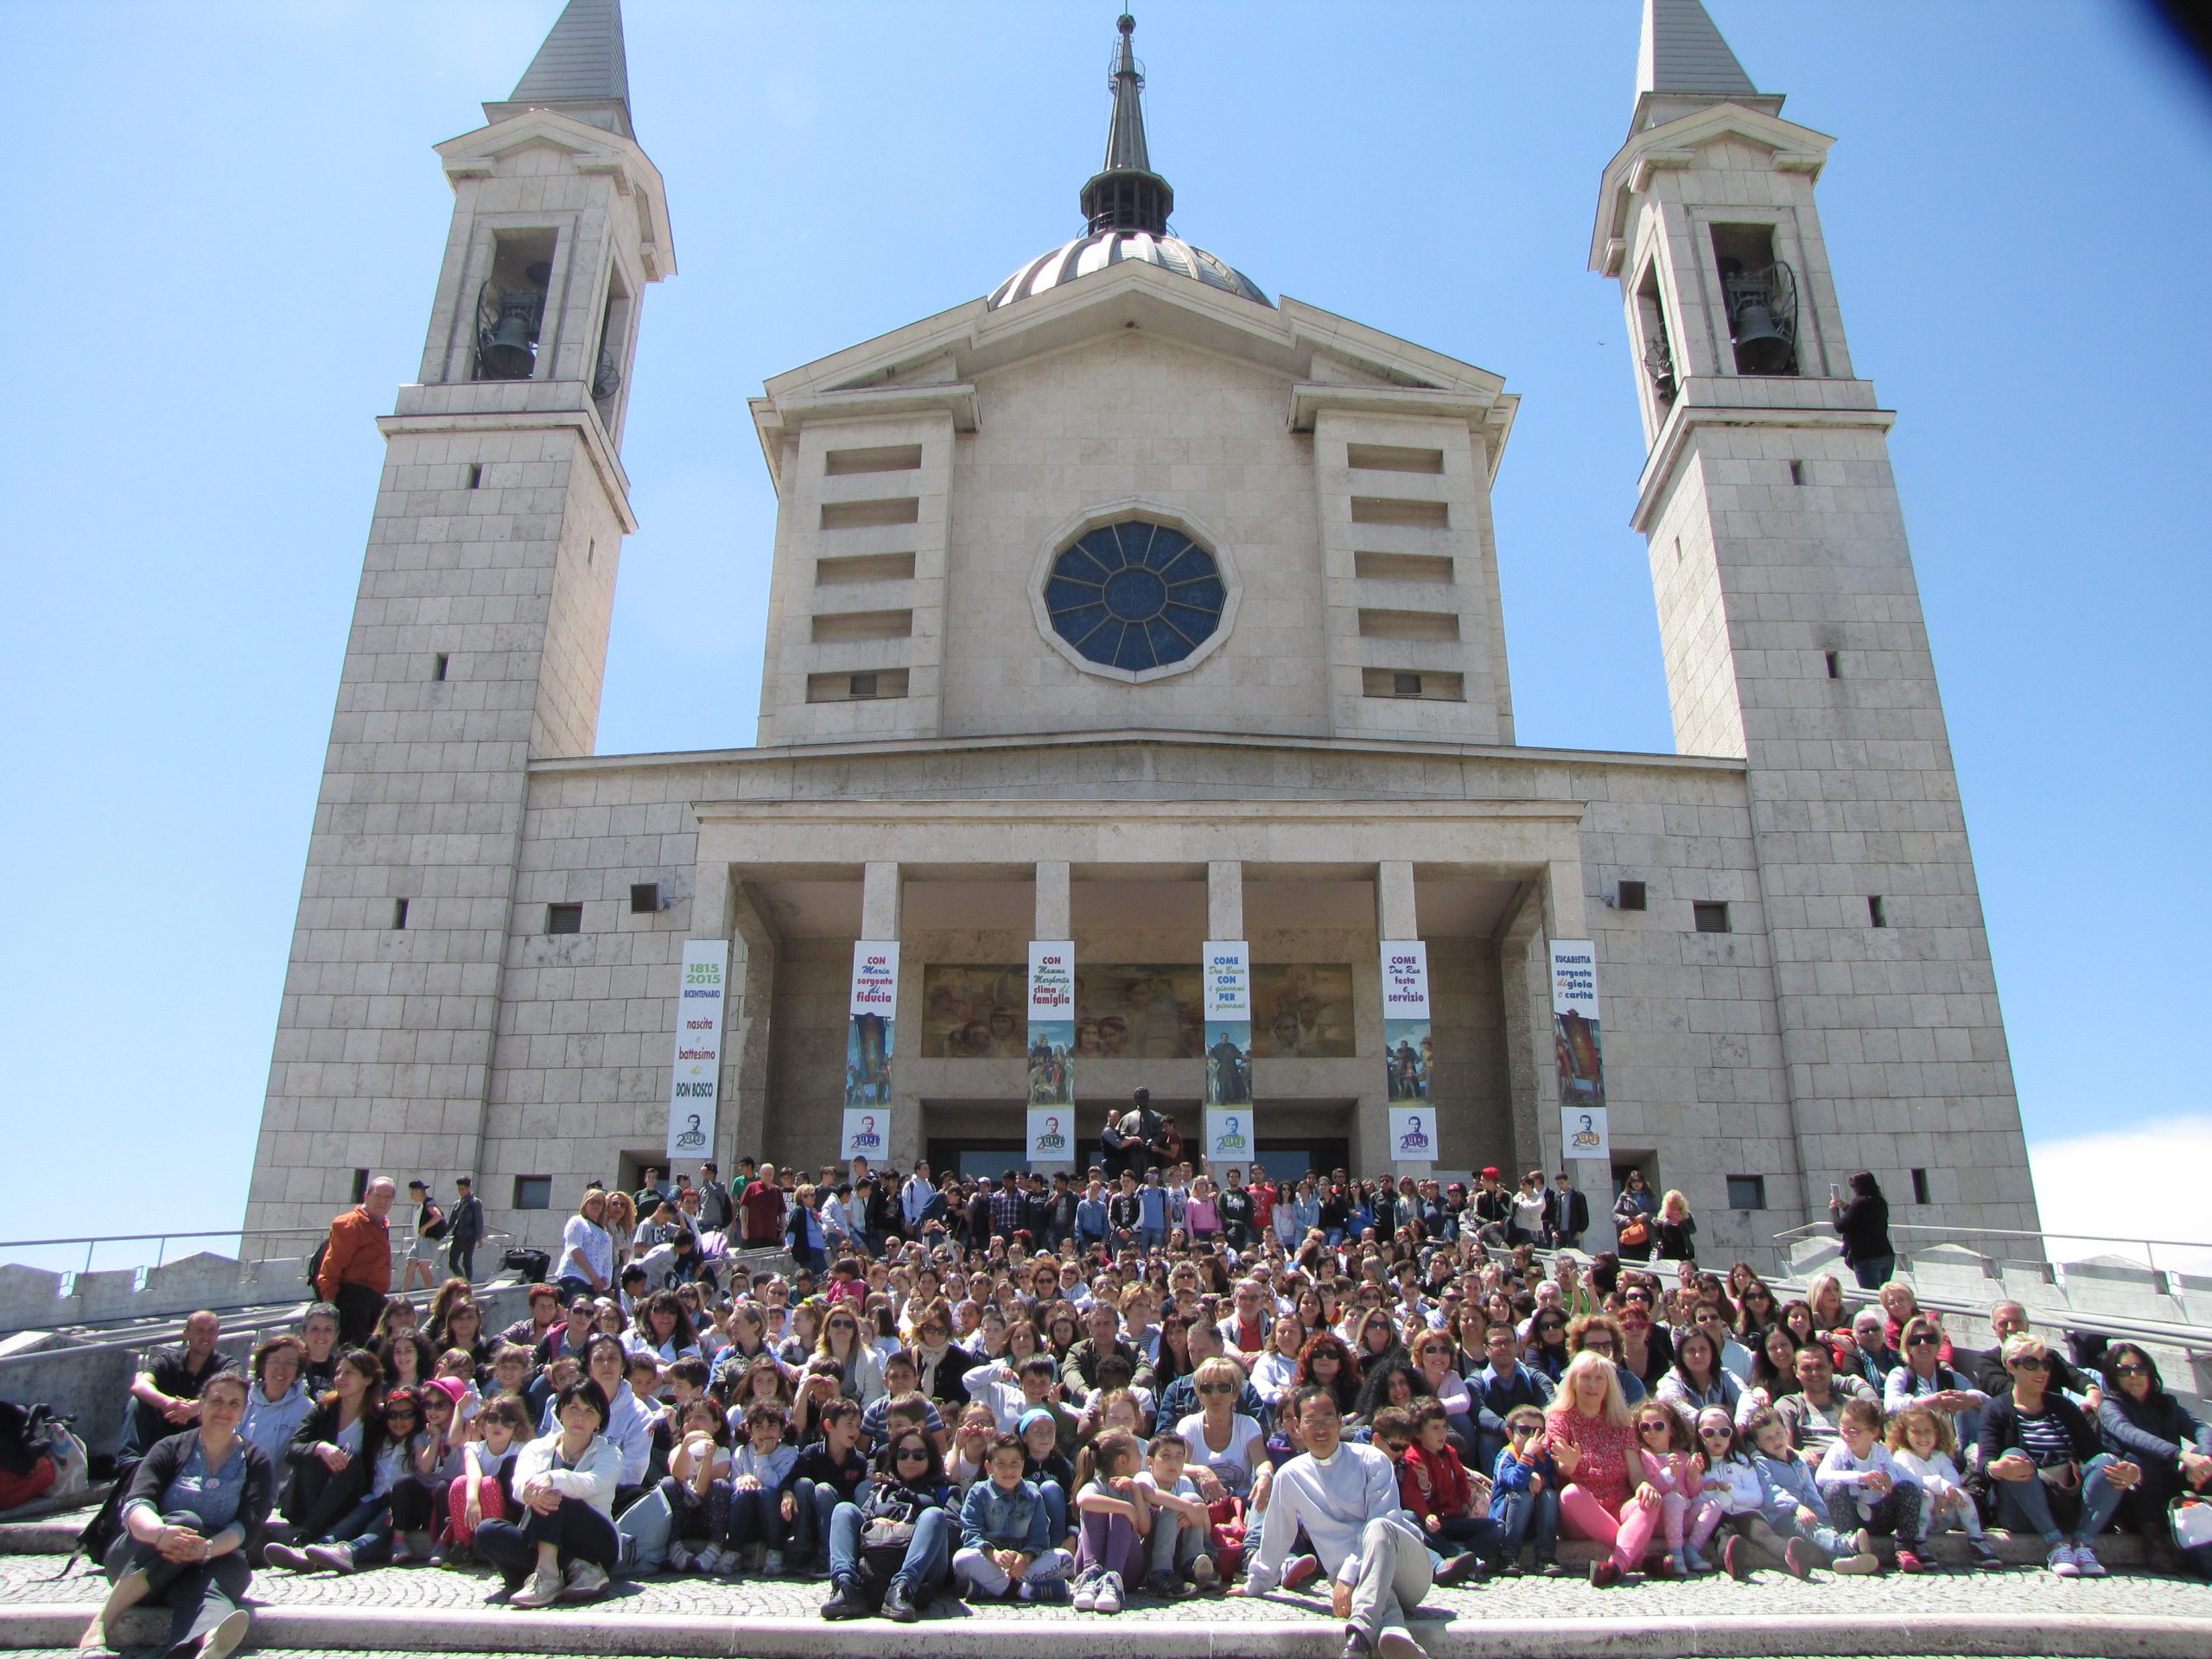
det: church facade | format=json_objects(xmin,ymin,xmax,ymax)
[{"xmin": 242, "ymin": 0, "xmax": 2037, "ymax": 1268}]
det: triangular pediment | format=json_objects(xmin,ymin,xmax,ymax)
[
  {"xmin": 751, "ymin": 256, "xmax": 1506, "ymax": 480},
  {"xmin": 1592, "ymin": 102, "xmax": 1835, "ymax": 272},
  {"xmin": 434, "ymin": 109, "xmax": 673, "ymax": 280}
]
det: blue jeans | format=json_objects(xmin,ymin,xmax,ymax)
[
  {"xmin": 1993, "ymin": 1456, "xmax": 2129, "ymax": 1548},
  {"xmin": 789, "ymin": 1477, "xmax": 850, "ymax": 1564},
  {"xmin": 1138, "ymin": 1227, "xmax": 1166, "ymax": 1252},
  {"xmin": 715, "ymin": 1484, "xmax": 785, "ymax": 1550},
  {"xmin": 1491, "ymin": 1487, "xmax": 1559, "ymax": 1566},
  {"xmin": 828, "ymin": 1501, "xmax": 954, "ymax": 1594},
  {"xmin": 1850, "ymin": 1255, "xmax": 1896, "ymax": 1291}
]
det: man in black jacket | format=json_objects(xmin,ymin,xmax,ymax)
[
  {"xmin": 446, "ymin": 1175, "xmax": 485, "ymax": 1283},
  {"xmin": 1542, "ymin": 1172, "xmax": 1589, "ymax": 1250}
]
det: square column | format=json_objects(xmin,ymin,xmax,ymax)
[
  {"xmin": 1035, "ymin": 861, "xmax": 1071, "ymax": 939},
  {"xmin": 1207, "ymin": 861, "xmax": 1243, "ymax": 940}
]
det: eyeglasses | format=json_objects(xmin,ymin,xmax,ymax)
[
  {"xmin": 1906, "ymin": 1333, "xmax": 1939, "ymax": 1347},
  {"xmin": 1580, "ymin": 1338, "xmax": 1615, "ymax": 1352}
]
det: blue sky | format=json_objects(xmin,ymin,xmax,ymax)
[{"xmin": 2, "ymin": 3, "xmax": 2208, "ymax": 1265}]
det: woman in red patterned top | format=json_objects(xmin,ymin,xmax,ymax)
[{"xmin": 1546, "ymin": 1349, "xmax": 1663, "ymax": 1586}]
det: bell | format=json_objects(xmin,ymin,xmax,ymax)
[
  {"xmin": 1732, "ymin": 302, "xmax": 1794, "ymax": 375},
  {"xmin": 480, "ymin": 311, "xmax": 536, "ymax": 379}
]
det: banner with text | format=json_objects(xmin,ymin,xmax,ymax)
[
  {"xmin": 1548, "ymin": 938, "xmax": 1605, "ymax": 1116},
  {"xmin": 1388, "ymin": 1105, "xmax": 1436, "ymax": 1164},
  {"xmin": 1205, "ymin": 1107, "xmax": 1256, "ymax": 1167},
  {"xmin": 1027, "ymin": 941, "xmax": 1076, "ymax": 1106},
  {"xmin": 845, "ymin": 941, "xmax": 898, "ymax": 1126},
  {"xmin": 840, "ymin": 1109, "xmax": 888, "ymax": 1164},
  {"xmin": 1202, "ymin": 939, "xmax": 1252, "ymax": 1109},
  {"xmin": 1380, "ymin": 939, "xmax": 1432, "ymax": 1103},
  {"xmin": 664, "ymin": 939, "xmax": 729, "ymax": 1164},
  {"xmin": 1026, "ymin": 1108, "xmax": 1076, "ymax": 1170}
]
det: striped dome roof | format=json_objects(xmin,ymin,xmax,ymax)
[{"xmin": 987, "ymin": 230, "xmax": 1271, "ymax": 312}]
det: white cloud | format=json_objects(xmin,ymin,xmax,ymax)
[{"xmin": 2030, "ymin": 1115, "xmax": 2212, "ymax": 1275}]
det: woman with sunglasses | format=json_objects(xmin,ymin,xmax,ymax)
[
  {"xmin": 264, "ymin": 1384, "xmax": 424, "ymax": 1574},
  {"xmin": 1882, "ymin": 1314, "xmax": 1986, "ymax": 1436},
  {"xmin": 1294, "ymin": 1331, "xmax": 1363, "ymax": 1417},
  {"xmin": 1177, "ymin": 1356, "xmax": 1272, "ymax": 1511},
  {"xmin": 1522, "ymin": 1311, "xmax": 1573, "ymax": 1384},
  {"xmin": 819, "ymin": 1428, "xmax": 956, "ymax": 1622},
  {"xmin": 1980, "ymin": 1332, "xmax": 2141, "ymax": 1578},
  {"xmin": 2096, "ymin": 1343, "xmax": 2212, "ymax": 1576},
  {"xmin": 1611, "ymin": 1169, "xmax": 1658, "ymax": 1263},
  {"xmin": 814, "ymin": 1304, "xmax": 887, "ymax": 1407}
]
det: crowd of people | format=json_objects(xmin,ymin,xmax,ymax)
[{"xmin": 77, "ymin": 1106, "xmax": 2212, "ymax": 1659}]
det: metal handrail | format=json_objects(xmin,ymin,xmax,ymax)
[
  {"xmin": 1771, "ymin": 1219, "xmax": 2212, "ymax": 1281},
  {"xmin": 0, "ymin": 1226, "xmax": 517, "ymax": 1305}
]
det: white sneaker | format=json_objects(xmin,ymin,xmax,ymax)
[
  {"xmin": 667, "ymin": 1541, "xmax": 695, "ymax": 1572},
  {"xmin": 1191, "ymin": 1553, "xmax": 1218, "ymax": 1589},
  {"xmin": 1072, "ymin": 1566, "xmax": 1102, "ymax": 1611},
  {"xmin": 563, "ymin": 1560, "xmax": 610, "ymax": 1599},
  {"xmin": 509, "ymin": 1563, "xmax": 565, "ymax": 1607},
  {"xmin": 2047, "ymin": 1545, "xmax": 2080, "ymax": 1579},
  {"xmin": 199, "ymin": 1609, "xmax": 251, "ymax": 1659},
  {"xmin": 2069, "ymin": 1542, "xmax": 2106, "ymax": 1578},
  {"xmin": 1094, "ymin": 1569, "xmax": 1123, "ymax": 1614}
]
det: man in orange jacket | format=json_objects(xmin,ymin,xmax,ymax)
[{"xmin": 316, "ymin": 1177, "xmax": 396, "ymax": 1344}]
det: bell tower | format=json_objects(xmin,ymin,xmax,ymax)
[
  {"xmin": 243, "ymin": 0, "xmax": 675, "ymax": 1238},
  {"xmin": 1591, "ymin": 1, "xmax": 2037, "ymax": 1235}
]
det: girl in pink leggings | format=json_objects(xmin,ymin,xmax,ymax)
[
  {"xmin": 1545, "ymin": 1351, "xmax": 1662, "ymax": 1586},
  {"xmin": 1633, "ymin": 1402, "xmax": 1724, "ymax": 1575},
  {"xmin": 445, "ymin": 1395, "xmax": 524, "ymax": 1560}
]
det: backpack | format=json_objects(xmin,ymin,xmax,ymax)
[
  {"xmin": 422, "ymin": 1202, "xmax": 449, "ymax": 1241},
  {"xmin": 306, "ymin": 1235, "xmax": 330, "ymax": 1290}
]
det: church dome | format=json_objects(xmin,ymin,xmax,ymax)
[{"xmin": 987, "ymin": 230, "xmax": 1270, "ymax": 311}]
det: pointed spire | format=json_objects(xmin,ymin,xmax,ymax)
[
  {"xmin": 1079, "ymin": 14, "xmax": 1173, "ymax": 235},
  {"xmin": 1637, "ymin": 0, "xmax": 1757, "ymax": 99},
  {"xmin": 484, "ymin": 0, "xmax": 634, "ymax": 140}
]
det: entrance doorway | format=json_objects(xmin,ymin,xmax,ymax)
[
  {"xmin": 927, "ymin": 1140, "xmax": 1031, "ymax": 1181},
  {"xmin": 1245, "ymin": 1140, "xmax": 1351, "ymax": 1181}
]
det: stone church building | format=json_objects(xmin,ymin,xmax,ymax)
[{"xmin": 242, "ymin": 0, "xmax": 2037, "ymax": 1266}]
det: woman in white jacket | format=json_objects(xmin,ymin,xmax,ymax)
[{"xmin": 476, "ymin": 1379, "xmax": 623, "ymax": 1607}]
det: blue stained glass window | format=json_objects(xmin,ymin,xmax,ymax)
[{"xmin": 1046, "ymin": 519, "xmax": 1224, "ymax": 671}]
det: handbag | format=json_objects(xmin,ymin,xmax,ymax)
[
  {"xmin": 861, "ymin": 1515, "xmax": 917, "ymax": 1549},
  {"xmin": 2172, "ymin": 1496, "xmax": 2212, "ymax": 1551},
  {"xmin": 1618, "ymin": 1217, "xmax": 1650, "ymax": 1249}
]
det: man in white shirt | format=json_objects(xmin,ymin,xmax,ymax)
[{"xmin": 1232, "ymin": 1385, "xmax": 1433, "ymax": 1659}]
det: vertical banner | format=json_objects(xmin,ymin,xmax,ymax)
[
  {"xmin": 844, "ymin": 943, "xmax": 898, "ymax": 1157},
  {"xmin": 840, "ymin": 1109, "xmax": 887, "ymax": 1162},
  {"xmin": 1549, "ymin": 939, "xmax": 1605, "ymax": 1114},
  {"xmin": 664, "ymin": 939, "xmax": 729, "ymax": 1163},
  {"xmin": 1202, "ymin": 940, "xmax": 1252, "ymax": 1110},
  {"xmin": 1205, "ymin": 1107, "xmax": 1254, "ymax": 1166},
  {"xmin": 1387, "ymin": 1106, "xmax": 1435, "ymax": 1163},
  {"xmin": 1027, "ymin": 941, "xmax": 1075, "ymax": 1107},
  {"xmin": 1380, "ymin": 940, "xmax": 1432, "ymax": 1103},
  {"xmin": 1026, "ymin": 1108, "xmax": 1075, "ymax": 1170}
]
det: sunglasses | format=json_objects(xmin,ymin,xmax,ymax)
[
  {"xmin": 1198, "ymin": 1382, "xmax": 1235, "ymax": 1395},
  {"xmin": 894, "ymin": 1446, "xmax": 931, "ymax": 1461},
  {"xmin": 2113, "ymin": 1363, "xmax": 2150, "ymax": 1377},
  {"xmin": 1906, "ymin": 1333, "xmax": 1939, "ymax": 1346},
  {"xmin": 1699, "ymin": 1426, "xmax": 1732, "ymax": 1440},
  {"xmin": 1638, "ymin": 1421, "xmax": 1673, "ymax": 1436},
  {"xmin": 386, "ymin": 1410, "xmax": 420, "ymax": 1423},
  {"xmin": 1580, "ymin": 1338, "xmax": 1615, "ymax": 1352},
  {"xmin": 1509, "ymin": 1424, "xmax": 1541, "ymax": 1437},
  {"xmin": 2009, "ymin": 1356, "xmax": 2050, "ymax": 1370}
]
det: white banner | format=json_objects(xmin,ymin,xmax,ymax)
[
  {"xmin": 1027, "ymin": 940, "xmax": 1077, "ymax": 1105},
  {"xmin": 1380, "ymin": 941, "xmax": 1430, "ymax": 1020},
  {"xmin": 1561, "ymin": 1106, "xmax": 1611, "ymax": 1162},
  {"xmin": 1388, "ymin": 1105, "xmax": 1437, "ymax": 1164},
  {"xmin": 840, "ymin": 1109, "xmax": 889, "ymax": 1163},
  {"xmin": 1205, "ymin": 1107, "xmax": 1256, "ymax": 1166},
  {"xmin": 850, "ymin": 941, "xmax": 899, "ymax": 1017},
  {"xmin": 664, "ymin": 940, "xmax": 729, "ymax": 1163},
  {"xmin": 1549, "ymin": 938, "xmax": 1606, "ymax": 1113},
  {"xmin": 1202, "ymin": 941, "xmax": 1251, "ymax": 1020},
  {"xmin": 1026, "ymin": 1108, "xmax": 1077, "ymax": 1169}
]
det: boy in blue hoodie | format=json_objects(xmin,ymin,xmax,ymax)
[{"xmin": 1489, "ymin": 1406, "xmax": 1561, "ymax": 1574}]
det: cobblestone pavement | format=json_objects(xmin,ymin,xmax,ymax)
[{"xmin": 7, "ymin": 1549, "xmax": 2210, "ymax": 1625}]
